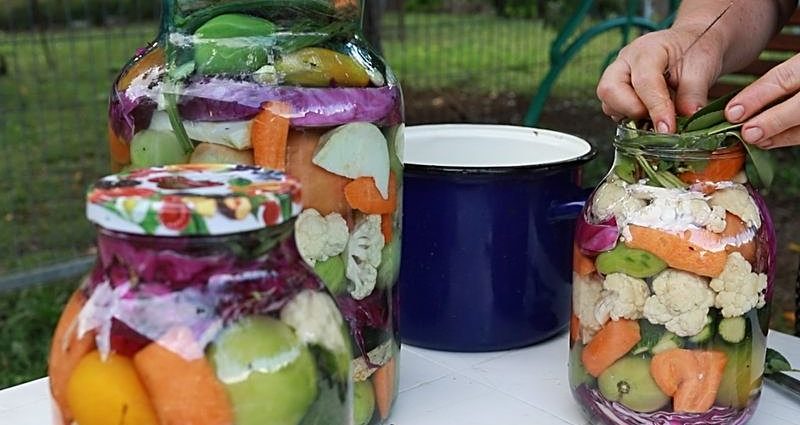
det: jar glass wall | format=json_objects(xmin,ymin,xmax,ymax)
[
  {"xmin": 48, "ymin": 165, "xmax": 354, "ymax": 425},
  {"xmin": 107, "ymin": 2, "xmax": 402, "ymax": 422},
  {"xmin": 569, "ymin": 126, "xmax": 774, "ymax": 424}
]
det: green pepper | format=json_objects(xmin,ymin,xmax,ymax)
[
  {"xmin": 194, "ymin": 13, "xmax": 277, "ymax": 75},
  {"xmin": 276, "ymin": 47, "xmax": 370, "ymax": 87}
]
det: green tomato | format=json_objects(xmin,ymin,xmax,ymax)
[
  {"xmin": 376, "ymin": 238, "xmax": 401, "ymax": 290},
  {"xmin": 353, "ymin": 380, "xmax": 376, "ymax": 425},
  {"xmin": 314, "ymin": 256, "xmax": 347, "ymax": 295},
  {"xmin": 130, "ymin": 130, "xmax": 188, "ymax": 167},
  {"xmin": 277, "ymin": 47, "xmax": 370, "ymax": 87},
  {"xmin": 208, "ymin": 316, "xmax": 318, "ymax": 425},
  {"xmin": 597, "ymin": 356, "xmax": 669, "ymax": 413},
  {"xmin": 194, "ymin": 14, "xmax": 277, "ymax": 75}
]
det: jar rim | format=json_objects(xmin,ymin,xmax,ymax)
[{"xmin": 613, "ymin": 123, "xmax": 745, "ymax": 160}]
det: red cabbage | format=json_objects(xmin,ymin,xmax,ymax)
[
  {"xmin": 576, "ymin": 212, "xmax": 619, "ymax": 255},
  {"xmin": 575, "ymin": 385, "xmax": 757, "ymax": 425},
  {"xmin": 748, "ymin": 187, "xmax": 776, "ymax": 300},
  {"xmin": 177, "ymin": 78, "xmax": 403, "ymax": 127},
  {"xmin": 109, "ymin": 88, "xmax": 157, "ymax": 141},
  {"xmin": 336, "ymin": 289, "xmax": 390, "ymax": 359}
]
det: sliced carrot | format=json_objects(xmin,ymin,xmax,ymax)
[
  {"xmin": 625, "ymin": 225, "xmax": 728, "ymax": 278},
  {"xmin": 48, "ymin": 291, "xmax": 96, "ymax": 423},
  {"xmin": 117, "ymin": 47, "xmax": 165, "ymax": 91},
  {"xmin": 676, "ymin": 351, "xmax": 728, "ymax": 413},
  {"xmin": 581, "ymin": 319, "xmax": 641, "ymax": 377},
  {"xmin": 570, "ymin": 314, "xmax": 581, "ymax": 346},
  {"xmin": 572, "ymin": 242, "xmax": 596, "ymax": 276},
  {"xmin": 678, "ymin": 145, "xmax": 745, "ymax": 184},
  {"xmin": 650, "ymin": 348, "xmax": 700, "ymax": 396},
  {"xmin": 344, "ymin": 173, "xmax": 398, "ymax": 214},
  {"xmin": 285, "ymin": 129, "xmax": 352, "ymax": 217},
  {"xmin": 372, "ymin": 357, "xmax": 397, "ymax": 420},
  {"xmin": 108, "ymin": 122, "xmax": 131, "ymax": 166},
  {"xmin": 722, "ymin": 213, "xmax": 756, "ymax": 262},
  {"xmin": 133, "ymin": 327, "xmax": 233, "ymax": 425},
  {"xmin": 381, "ymin": 213, "xmax": 394, "ymax": 243},
  {"xmin": 651, "ymin": 349, "xmax": 728, "ymax": 413},
  {"xmin": 252, "ymin": 101, "xmax": 291, "ymax": 171}
]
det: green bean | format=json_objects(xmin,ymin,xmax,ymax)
[{"xmin": 683, "ymin": 110, "xmax": 726, "ymax": 132}]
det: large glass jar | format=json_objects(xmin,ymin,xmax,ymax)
[
  {"xmin": 569, "ymin": 127, "xmax": 775, "ymax": 424},
  {"xmin": 107, "ymin": 2, "xmax": 403, "ymax": 423},
  {"xmin": 48, "ymin": 165, "xmax": 353, "ymax": 425}
]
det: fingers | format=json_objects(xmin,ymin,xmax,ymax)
[
  {"xmin": 726, "ymin": 54, "xmax": 800, "ymax": 123},
  {"xmin": 597, "ymin": 60, "xmax": 648, "ymax": 121},
  {"xmin": 738, "ymin": 90, "xmax": 800, "ymax": 148},
  {"xmin": 758, "ymin": 126, "xmax": 800, "ymax": 149},
  {"xmin": 628, "ymin": 49, "xmax": 676, "ymax": 133}
]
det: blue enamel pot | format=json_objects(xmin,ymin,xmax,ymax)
[{"xmin": 399, "ymin": 124, "xmax": 596, "ymax": 352}]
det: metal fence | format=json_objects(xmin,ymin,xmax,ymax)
[{"xmin": 0, "ymin": 1, "xmax": 624, "ymax": 288}]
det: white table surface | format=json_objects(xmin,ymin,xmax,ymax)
[{"xmin": 2, "ymin": 331, "xmax": 800, "ymax": 425}]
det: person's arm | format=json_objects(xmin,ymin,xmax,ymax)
[{"xmin": 596, "ymin": 0, "xmax": 791, "ymax": 132}]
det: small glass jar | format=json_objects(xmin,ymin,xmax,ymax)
[
  {"xmin": 108, "ymin": 3, "xmax": 402, "ymax": 422},
  {"xmin": 569, "ymin": 126, "xmax": 774, "ymax": 424},
  {"xmin": 48, "ymin": 164, "xmax": 352, "ymax": 425}
]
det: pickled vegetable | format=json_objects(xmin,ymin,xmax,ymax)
[{"xmin": 571, "ymin": 107, "xmax": 772, "ymax": 424}]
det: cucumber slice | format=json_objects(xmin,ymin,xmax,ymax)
[
  {"xmin": 719, "ymin": 316, "xmax": 746, "ymax": 344},
  {"xmin": 688, "ymin": 318, "xmax": 714, "ymax": 344},
  {"xmin": 651, "ymin": 332, "xmax": 683, "ymax": 354}
]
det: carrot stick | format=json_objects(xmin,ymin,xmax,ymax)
[
  {"xmin": 625, "ymin": 225, "xmax": 728, "ymax": 278},
  {"xmin": 252, "ymin": 101, "xmax": 291, "ymax": 171},
  {"xmin": 581, "ymin": 319, "xmax": 641, "ymax": 377},
  {"xmin": 570, "ymin": 314, "xmax": 581, "ymax": 346},
  {"xmin": 285, "ymin": 129, "xmax": 352, "ymax": 217},
  {"xmin": 344, "ymin": 173, "xmax": 398, "ymax": 214},
  {"xmin": 108, "ymin": 122, "xmax": 131, "ymax": 166},
  {"xmin": 651, "ymin": 349, "xmax": 728, "ymax": 413},
  {"xmin": 48, "ymin": 291, "xmax": 96, "ymax": 424},
  {"xmin": 678, "ymin": 145, "xmax": 745, "ymax": 184},
  {"xmin": 573, "ymin": 242, "xmax": 596, "ymax": 276},
  {"xmin": 371, "ymin": 357, "xmax": 397, "ymax": 420},
  {"xmin": 381, "ymin": 213, "xmax": 393, "ymax": 243},
  {"xmin": 133, "ymin": 327, "xmax": 234, "ymax": 425}
]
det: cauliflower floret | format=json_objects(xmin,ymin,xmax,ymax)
[
  {"xmin": 680, "ymin": 200, "xmax": 727, "ymax": 233},
  {"xmin": 294, "ymin": 209, "xmax": 349, "ymax": 266},
  {"xmin": 345, "ymin": 215, "xmax": 385, "ymax": 300},
  {"xmin": 280, "ymin": 289, "xmax": 348, "ymax": 355},
  {"xmin": 643, "ymin": 269, "xmax": 715, "ymax": 337},
  {"xmin": 594, "ymin": 273, "xmax": 651, "ymax": 323},
  {"xmin": 591, "ymin": 180, "xmax": 646, "ymax": 222},
  {"xmin": 572, "ymin": 272, "xmax": 604, "ymax": 343},
  {"xmin": 709, "ymin": 186, "xmax": 761, "ymax": 228},
  {"xmin": 709, "ymin": 252, "xmax": 767, "ymax": 318}
]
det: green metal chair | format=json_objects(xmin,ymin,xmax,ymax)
[{"xmin": 523, "ymin": 0, "xmax": 679, "ymax": 127}]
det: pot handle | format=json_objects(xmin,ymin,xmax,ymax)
[{"xmin": 548, "ymin": 188, "xmax": 593, "ymax": 222}]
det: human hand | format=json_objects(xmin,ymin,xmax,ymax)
[
  {"xmin": 596, "ymin": 26, "xmax": 725, "ymax": 133},
  {"xmin": 725, "ymin": 54, "xmax": 800, "ymax": 149}
]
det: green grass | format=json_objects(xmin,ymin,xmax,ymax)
[
  {"xmin": 0, "ymin": 280, "xmax": 78, "ymax": 389},
  {"xmin": 0, "ymin": 13, "xmax": 621, "ymax": 390}
]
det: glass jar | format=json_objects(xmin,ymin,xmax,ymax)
[
  {"xmin": 108, "ymin": 2, "xmax": 403, "ymax": 423},
  {"xmin": 48, "ymin": 165, "xmax": 353, "ymax": 425},
  {"xmin": 569, "ymin": 127, "xmax": 775, "ymax": 424}
]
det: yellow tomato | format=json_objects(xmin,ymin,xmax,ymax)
[{"xmin": 66, "ymin": 351, "xmax": 158, "ymax": 425}]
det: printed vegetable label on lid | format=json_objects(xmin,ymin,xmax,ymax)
[{"xmin": 86, "ymin": 164, "xmax": 302, "ymax": 236}]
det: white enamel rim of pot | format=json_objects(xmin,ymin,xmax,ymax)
[{"xmin": 403, "ymin": 124, "xmax": 596, "ymax": 173}]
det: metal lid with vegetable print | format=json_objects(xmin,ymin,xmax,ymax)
[{"xmin": 87, "ymin": 164, "xmax": 302, "ymax": 236}]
